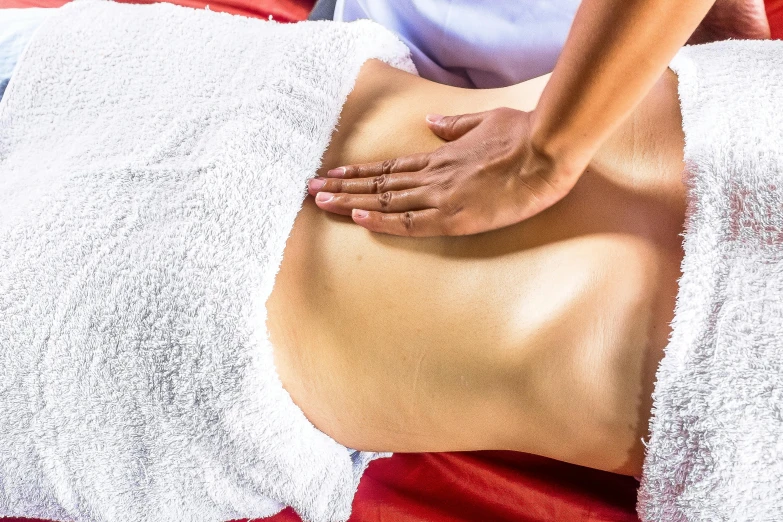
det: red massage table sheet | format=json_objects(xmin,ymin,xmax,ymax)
[{"xmin": 1, "ymin": 1, "xmax": 781, "ymax": 521}]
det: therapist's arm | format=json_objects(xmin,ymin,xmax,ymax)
[
  {"xmin": 308, "ymin": 0, "xmax": 717, "ymax": 236},
  {"xmin": 528, "ymin": 0, "xmax": 716, "ymax": 176}
]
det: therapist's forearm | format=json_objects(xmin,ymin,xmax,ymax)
[{"xmin": 529, "ymin": 0, "xmax": 716, "ymax": 173}]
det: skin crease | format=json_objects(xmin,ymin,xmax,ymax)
[{"xmin": 266, "ymin": 60, "xmax": 686, "ymax": 477}]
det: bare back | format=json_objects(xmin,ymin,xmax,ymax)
[{"xmin": 267, "ymin": 61, "xmax": 686, "ymax": 476}]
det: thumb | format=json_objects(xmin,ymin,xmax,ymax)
[{"xmin": 426, "ymin": 112, "xmax": 486, "ymax": 141}]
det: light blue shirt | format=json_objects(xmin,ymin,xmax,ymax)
[
  {"xmin": 0, "ymin": 8, "xmax": 52, "ymax": 102},
  {"xmin": 335, "ymin": 0, "xmax": 581, "ymax": 88}
]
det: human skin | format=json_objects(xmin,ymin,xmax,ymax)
[
  {"xmin": 267, "ymin": 60, "xmax": 686, "ymax": 477},
  {"xmin": 310, "ymin": 0, "xmax": 716, "ymax": 237}
]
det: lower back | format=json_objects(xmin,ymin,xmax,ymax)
[{"xmin": 267, "ymin": 61, "xmax": 687, "ymax": 475}]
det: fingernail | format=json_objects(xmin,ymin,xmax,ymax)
[
  {"xmin": 353, "ymin": 209, "xmax": 369, "ymax": 219},
  {"xmin": 316, "ymin": 192, "xmax": 333, "ymax": 203},
  {"xmin": 309, "ymin": 177, "xmax": 327, "ymax": 191},
  {"xmin": 426, "ymin": 114, "xmax": 444, "ymax": 124},
  {"xmin": 327, "ymin": 167, "xmax": 346, "ymax": 178}
]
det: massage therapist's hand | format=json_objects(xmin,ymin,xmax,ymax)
[
  {"xmin": 308, "ymin": 0, "xmax": 723, "ymax": 236},
  {"xmin": 307, "ymin": 107, "xmax": 585, "ymax": 237}
]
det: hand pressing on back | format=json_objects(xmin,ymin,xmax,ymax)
[
  {"xmin": 308, "ymin": 0, "xmax": 728, "ymax": 237},
  {"xmin": 307, "ymin": 107, "xmax": 585, "ymax": 237}
]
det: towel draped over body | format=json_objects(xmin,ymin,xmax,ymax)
[
  {"xmin": 0, "ymin": 2, "xmax": 414, "ymax": 521},
  {"xmin": 2, "ymin": 2, "xmax": 783, "ymax": 521},
  {"xmin": 640, "ymin": 41, "xmax": 783, "ymax": 521}
]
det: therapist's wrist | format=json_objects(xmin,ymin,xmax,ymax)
[{"xmin": 528, "ymin": 108, "xmax": 595, "ymax": 182}]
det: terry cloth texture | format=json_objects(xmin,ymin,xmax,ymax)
[
  {"xmin": 639, "ymin": 40, "xmax": 783, "ymax": 521},
  {"xmin": 0, "ymin": 2, "xmax": 415, "ymax": 521}
]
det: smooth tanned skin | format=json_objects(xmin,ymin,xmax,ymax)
[{"xmin": 267, "ymin": 60, "xmax": 686, "ymax": 476}]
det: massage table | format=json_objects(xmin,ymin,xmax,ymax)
[{"xmin": 0, "ymin": 1, "xmax": 780, "ymax": 520}]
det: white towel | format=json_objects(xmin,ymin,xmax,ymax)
[
  {"xmin": 0, "ymin": 2, "xmax": 415, "ymax": 521},
  {"xmin": 639, "ymin": 40, "xmax": 783, "ymax": 521}
]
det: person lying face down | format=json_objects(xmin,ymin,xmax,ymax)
[
  {"xmin": 3, "ymin": 5, "xmax": 781, "ymax": 521},
  {"xmin": 0, "ymin": 0, "xmax": 757, "ymax": 482},
  {"xmin": 2, "ymin": 16, "xmax": 683, "ymax": 476},
  {"xmin": 0, "ymin": 0, "xmax": 681, "ymax": 505},
  {"xmin": 269, "ymin": 59, "xmax": 687, "ymax": 477}
]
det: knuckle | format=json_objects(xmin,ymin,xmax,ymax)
[
  {"xmin": 429, "ymin": 186, "xmax": 447, "ymax": 207},
  {"xmin": 378, "ymin": 191, "xmax": 393, "ymax": 208},
  {"xmin": 469, "ymin": 156, "xmax": 488, "ymax": 171},
  {"xmin": 430, "ymin": 148, "xmax": 448, "ymax": 164},
  {"xmin": 434, "ymin": 174, "xmax": 454, "ymax": 192},
  {"xmin": 401, "ymin": 211, "xmax": 416, "ymax": 233},
  {"xmin": 441, "ymin": 200, "xmax": 463, "ymax": 217},
  {"xmin": 372, "ymin": 174, "xmax": 390, "ymax": 193},
  {"xmin": 381, "ymin": 159, "xmax": 396, "ymax": 174},
  {"xmin": 437, "ymin": 189, "xmax": 462, "ymax": 215}
]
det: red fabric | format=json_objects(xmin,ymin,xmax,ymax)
[
  {"xmin": 2, "ymin": 453, "xmax": 640, "ymax": 522},
  {"xmin": 0, "ymin": 0, "xmax": 311, "ymax": 22},
  {"xmin": 768, "ymin": 0, "xmax": 783, "ymax": 38},
  {"xmin": 318, "ymin": 452, "xmax": 638, "ymax": 522},
  {"xmin": 2, "ymin": 2, "xmax": 782, "ymax": 522}
]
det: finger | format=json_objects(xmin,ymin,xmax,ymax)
[
  {"xmin": 326, "ymin": 152, "xmax": 430, "ymax": 179},
  {"xmin": 314, "ymin": 186, "xmax": 436, "ymax": 216},
  {"xmin": 307, "ymin": 171, "xmax": 427, "ymax": 196},
  {"xmin": 426, "ymin": 112, "xmax": 486, "ymax": 141},
  {"xmin": 351, "ymin": 208, "xmax": 447, "ymax": 237}
]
